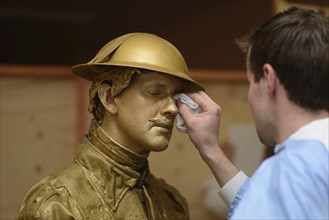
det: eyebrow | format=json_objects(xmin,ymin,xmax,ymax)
[
  {"xmin": 143, "ymin": 81, "xmax": 168, "ymax": 91},
  {"xmin": 144, "ymin": 80, "xmax": 183, "ymax": 93},
  {"xmin": 137, "ymin": 72, "xmax": 184, "ymax": 89}
]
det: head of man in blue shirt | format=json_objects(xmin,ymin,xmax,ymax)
[
  {"xmin": 177, "ymin": 6, "xmax": 329, "ymax": 220},
  {"xmin": 237, "ymin": 6, "xmax": 329, "ymax": 147}
]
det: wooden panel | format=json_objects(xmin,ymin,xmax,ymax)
[
  {"xmin": 1, "ymin": 65, "xmax": 261, "ymax": 220},
  {"xmin": 0, "ymin": 64, "xmax": 73, "ymax": 77},
  {"xmin": 190, "ymin": 69, "xmax": 246, "ymax": 82},
  {"xmin": 0, "ymin": 77, "xmax": 76, "ymax": 219},
  {"xmin": 1, "ymin": 64, "xmax": 246, "ymax": 82}
]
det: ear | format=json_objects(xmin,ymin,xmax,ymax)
[
  {"xmin": 97, "ymin": 84, "xmax": 118, "ymax": 115},
  {"xmin": 263, "ymin": 63, "xmax": 277, "ymax": 97}
]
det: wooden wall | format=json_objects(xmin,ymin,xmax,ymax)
[
  {"xmin": 1, "ymin": 76, "xmax": 76, "ymax": 219},
  {"xmin": 1, "ymin": 1, "xmax": 327, "ymax": 219},
  {"xmin": 0, "ymin": 65, "xmax": 264, "ymax": 220}
]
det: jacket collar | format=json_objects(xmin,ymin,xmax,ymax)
[{"xmin": 75, "ymin": 120, "xmax": 149, "ymax": 211}]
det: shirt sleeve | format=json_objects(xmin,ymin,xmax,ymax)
[
  {"xmin": 217, "ymin": 171, "xmax": 248, "ymax": 207},
  {"xmin": 230, "ymin": 140, "xmax": 329, "ymax": 220}
]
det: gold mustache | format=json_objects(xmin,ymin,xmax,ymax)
[{"xmin": 148, "ymin": 117, "xmax": 173, "ymax": 129}]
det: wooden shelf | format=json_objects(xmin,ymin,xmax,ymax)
[
  {"xmin": 1, "ymin": 64, "xmax": 247, "ymax": 82},
  {"xmin": 0, "ymin": 64, "xmax": 73, "ymax": 77}
]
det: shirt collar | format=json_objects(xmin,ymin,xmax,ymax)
[{"xmin": 275, "ymin": 117, "xmax": 329, "ymax": 153}]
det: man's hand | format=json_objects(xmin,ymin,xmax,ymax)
[
  {"xmin": 177, "ymin": 91, "xmax": 239, "ymax": 187},
  {"xmin": 176, "ymin": 91, "xmax": 221, "ymax": 161}
]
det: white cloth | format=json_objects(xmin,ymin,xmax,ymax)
[{"xmin": 174, "ymin": 93, "xmax": 203, "ymax": 133}]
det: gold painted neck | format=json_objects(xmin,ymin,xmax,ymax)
[{"xmin": 87, "ymin": 119, "xmax": 149, "ymax": 170}]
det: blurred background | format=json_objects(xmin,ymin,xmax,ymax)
[{"xmin": 1, "ymin": 0, "xmax": 328, "ymax": 219}]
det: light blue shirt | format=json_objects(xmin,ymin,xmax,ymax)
[{"xmin": 229, "ymin": 118, "xmax": 329, "ymax": 220}]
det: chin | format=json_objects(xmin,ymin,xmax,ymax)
[
  {"xmin": 258, "ymin": 134, "xmax": 276, "ymax": 147},
  {"xmin": 148, "ymin": 141, "xmax": 169, "ymax": 152}
]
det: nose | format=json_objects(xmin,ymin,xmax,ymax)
[{"xmin": 162, "ymin": 96, "xmax": 178, "ymax": 118}]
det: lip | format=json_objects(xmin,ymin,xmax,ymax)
[{"xmin": 153, "ymin": 122, "xmax": 173, "ymax": 130}]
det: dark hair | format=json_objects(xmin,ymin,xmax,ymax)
[
  {"xmin": 91, "ymin": 69, "xmax": 138, "ymax": 124},
  {"xmin": 237, "ymin": 7, "xmax": 329, "ymax": 111},
  {"xmin": 92, "ymin": 81, "xmax": 111, "ymax": 124}
]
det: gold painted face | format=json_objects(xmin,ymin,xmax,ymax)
[{"xmin": 103, "ymin": 71, "xmax": 184, "ymax": 154}]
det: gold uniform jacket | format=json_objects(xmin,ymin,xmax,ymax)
[{"xmin": 16, "ymin": 120, "xmax": 189, "ymax": 219}]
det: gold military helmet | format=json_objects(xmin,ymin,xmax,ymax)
[{"xmin": 72, "ymin": 32, "xmax": 204, "ymax": 92}]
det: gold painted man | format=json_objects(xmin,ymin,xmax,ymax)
[{"xmin": 16, "ymin": 33, "xmax": 203, "ymax": 219}]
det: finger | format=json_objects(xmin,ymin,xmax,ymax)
[{"xmin": 185, "ymin": 91, "xmax": 217, "ymax": 111}]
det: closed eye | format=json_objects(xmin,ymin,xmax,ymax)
[{"xmin": 148, "ymin": 90, "xmax": 161, "ymax": 96}]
